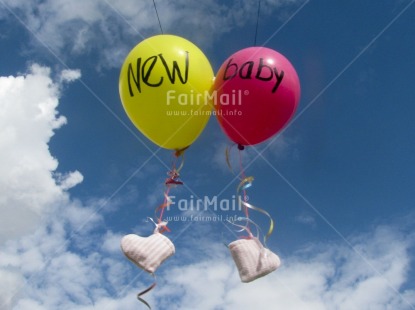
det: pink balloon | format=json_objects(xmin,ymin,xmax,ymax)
[{"xmin": 212, "ymin": 47, "xmax": 300, "ymax": 146}]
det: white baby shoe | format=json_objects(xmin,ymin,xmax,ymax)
[
  {"xmin": 121, "ymin": 232, "xmax": 175, "ymax": 274},
  {"xmin": 229, "ymin": 237, "xmax": 281, "ymax": 283}
]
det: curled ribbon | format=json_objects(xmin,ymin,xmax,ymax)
[
  {"xmin": 237, "ymin": 177, "xmax": 274, "ymax": 245},
  {"xmin": 227, "ymin": 216, "xmax": 262, "ymax": 239},
  {"xmin": 135, "ymin": 220, "xmax": 171, "ymax": 308},
  {"xmin": 237, "ymin": 176, "xmax": 254, "ymax": 192},
  {"xmin": 137, "ymin": 273, "xmax": 157, "ymax": 309},
  {"xmin": 226, "ymin": 144, "xmax": 275, "ymax": 246}
]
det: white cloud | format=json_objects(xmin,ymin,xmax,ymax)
[
  {"xmin": 0, "ymin": 64, "xmax": 132, "ymax": 307},
  {"xmin": 0, "ymin": 4, "xmax": 414, "ymax": 308},
  {"xmin": 211, "ymin": 132, "xmax": 298, "ymax": 177},
  {"xmin": 152, "ymin": 225, "xmax": 415, "ymax": 310},
  {"xmin": 101, "ymin": 231, "xmax": 124, "ymax": 254},
  {"xmin": 0, "ymin": 206, "xmax": 139, "ymax": 309},
  {"xmin": 265, "ymin": 133, "xmax": 300, "ymax": 160},
  {"xmin": 0, "ymin": 0, "xmax": 304, "ymax": 68},
  {"xmin": 62, "ymin": 199, "xmax": 103, "ymax": 234},
  {"xmin": 211, "ymin": 141, "xmax": 257, "ymax": 174},
  {"xmin": 0, "ymin": 64, "xmax": 82, "ymax": 244},
  {"xmin": 0, "ymin": 269, "xmax": 25, "ymax": 309},
  {"xmin": 59, "ymin": 69, "xmax": 81, "ymax": 83},
  {"xmin": 295, "ymin": 212, "xmax": 317, "ymax": 228},
  {"xmin": 55, "ymin": 170, "xmax": 84, "ymax": 190},
  {"xmin": 1, "ymin": 190, "xmax": 415, "ymax": 309}
]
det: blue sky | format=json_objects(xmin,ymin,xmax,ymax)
[{"xmin": 1, "ymin": 0, "xmax": 415, "ymax": 309}]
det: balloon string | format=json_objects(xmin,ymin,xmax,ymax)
[
  {"xmin": 226, "ymin": 144, "xmax": 273, "ymax": 242},
  {"xmin": 152, "ymin": 0, "xmax": 163, "ymax": 34},
  {"xmin": 154, "ymin": 149, "xmax": 186, "ymax": 231},
  {"xmin": 238, "ymin": 191, "xmax": 274, "ymax": 246},
  {"xmin": 137, "ymin": 273, "xmax": 157, "ymax": 309},
  {"xmin": 225, "ymin": 145, "xmax": 234, "ymax": 173},
  {"xmin": 173, "ymin": 146, "xmax": 188, "ymax": 173},
  {"xmin": 136, "ymin": 152, "xmax": 187, "ymax": 307},
  {"xmin": 236, "ymin": 156, "xmax": 274, "ymax": 245},
  {"xmin": 237, "ymin": 176, "xmax": 253, "ymax": 237},
  {"xmin": 225, "ymin": 144, "xmax": 252, "ymax": 233},
  {"xmin": 254, "ymin": 0, "xmax": 262, "ymax": 46},
  {"xmin": 225, "ymin": 144, "xmax": 245, "ymax": 178},
  {"xmin": 238, "ymin": 147, "xmax": 247, "ymax": 179},
  {"xmin": 238, "ymin": 149, "xmax": 250, "ymax": 222}
]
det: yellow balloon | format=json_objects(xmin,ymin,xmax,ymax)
[{"xmin": 119, "ymin": 35, "xmax": 214, "ymax": 150}]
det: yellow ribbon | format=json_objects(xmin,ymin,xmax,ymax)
[
  {"xmin": 225, "ymin": 144, "xmax": 275, "ymax": 244},
  {"xmin": 236, "ymin": 176, "xmax": 254, "ymax": 192},
  {"xmin": 225, "ymin": 144, "xmax": 234, "ymax": 173},
  {"xmin": 237, "ymin": 176, "xmax": 274, "ymax": 245}
]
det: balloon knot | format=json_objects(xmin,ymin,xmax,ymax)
[
  {"xmin": 174, "ymin": 146, "xmax": 189, "ymax": 157},
  {"xmin": 237, "ymin": 144, "xmax": 245, "ymax": 151}
]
